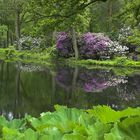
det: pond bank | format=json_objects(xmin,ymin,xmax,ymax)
[
  {"xmin": 0, "ymin": 47, "xmax": 54, "ymax": 66},
  {"xmin": 0, "ymin": 47, "xmax": 140, "ymax": 70},
  {"xmin": 63, "ymin": 57, "xmax": 140, "ymax": 69}
]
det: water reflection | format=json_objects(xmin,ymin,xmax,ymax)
[
  {"xmin": 56, "ymin": 67, "xmax": 128, "ymax": 93},
  {"xmin": 0, "ymin": 61, "xmax": 140, "ymax": 119}
]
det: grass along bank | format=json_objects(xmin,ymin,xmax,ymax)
[
  {"xmin": 0, "ymin": 105, "xmax": 140, "ymax": 140},
  {"xmin": 64, "ymin": 57, "xmax": 140, "ymax": 69}
]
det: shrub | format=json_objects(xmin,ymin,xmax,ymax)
[
  {"xmin": 56, "ymin": 32, "xmax": 73, "ymax": 57},
  {"xmin": 18, "ymin": 36, "xmax": 42, "ymax": 50},
  {"xmin": 78, "ymin": 33, "xmax": 111, "ymax": 59},
  {"xmin": 118, "ymin": 25, "xmax": 132, "ymax": 43},
  {"xmin": 79, "ymin": 32, "xmax": 129, "ymax": 59},
  {"xmin": 118, "ymin": 26, "xmax": 140, "ymax": 53},
  {"xmin": 108, "ymin": 41, "xmax": 129, "ymax": 56},
  {"xmin": 128, "ymin": 33, "xmax": 140, "ymax": 47},
  {"xmin": 56, "ymin": 32, "xmax": 129, "ymax": 59},
  {"xmin": 4, "ymin": 46, "xmax": 17, "ymax": 58}
]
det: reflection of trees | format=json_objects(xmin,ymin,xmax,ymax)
[
  {"xmin": 56, "ymin": 68, "xmax": 127, "ymax": 93},
  {"xmin": 0, "ymin": 63, "xmax": 53, "ymax": 118},
  {"xmin": 0, "ymin": 62, "xmax": 140, "ymax": 119},
  {"xmin": 114, "ymin": 75, "xmax": 140, "ymax": 108},
  {"xmin": 0, "ymin": 62, "xmax": 20, "ymax": 119},
  {"xmin": 56, "ymin": 68, "xmax": 73, "ymax": 91},
  {"xmin": 55, "ymin": 67, "xmax": 140, "ymax": 109}
]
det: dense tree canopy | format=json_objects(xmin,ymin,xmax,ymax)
[{"xmin": 0, "ymin": 0, "xmax": 140, "ymax": 53}]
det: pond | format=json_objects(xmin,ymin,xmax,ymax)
[{"xmin": 0, "ymin": 61, "xmax": 140, "ymax": 120}]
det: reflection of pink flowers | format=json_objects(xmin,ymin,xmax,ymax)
[
  {"xmin": 84, "ymin": 83, "xmax": 93, "ymax": 92},
  {"xmin": 84, "ymin": 79, "xmax": 108, "ymax": 93},
  {"xmin": 56, "ymin": 69, "xmax": 112, "ymax": 93},
  {"xmin": 79, "ymin": 71, "xmax": 111, "ymax": 93}
]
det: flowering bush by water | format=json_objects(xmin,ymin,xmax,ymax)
[
  {"xmin": 56, "ymin": 32, "xmax": 128, "ymax": 59},
  {"xmin": 56, "ymin": 32, "xmax": 73, "ymax": 57}
]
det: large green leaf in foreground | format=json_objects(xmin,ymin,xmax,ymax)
[{"xmin": 0, "ymin": 105, "xmax": 139, "ymax": 140}]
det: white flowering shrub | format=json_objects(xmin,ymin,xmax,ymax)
[
  {"xmin": 18, "ymin": 36, "xmax": 42, "ymax": 50},
  {"xmin": 118, "ymin": 26, "xmax": 140, "ymax": 60},
  {"xmin": 108, "ymin": 41, "xmax": 129, "ymax": 55},
  {"xmin": 118, "ymin": 25, "xmax": 132, "ymax": 42}
]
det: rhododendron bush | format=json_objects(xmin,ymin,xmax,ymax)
[
  {"xmin": 56, "ymin": 32, "xmax": 73, "ymax": 57},
  {"xmin": 56, "ymin": 32, "xmax": 128, "ymax": 59},
  {"xmin": 79, "ymin": 33, "xmax": 111, "ymax": 59}
]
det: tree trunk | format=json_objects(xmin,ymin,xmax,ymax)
[
  {"xmin": 6, "ymin": 26, "xmax": 9, "ymax": 47},
  {"xmin": 15, "ymin": 62, "xmax": 21, "ymax": 118},
  {"xmin": 10, "ymin": 31, "xmax": 14, "ymax": 45},
  {"xmin": 108, "ymin": 0, "xmax": 113, "ymax": 32},
  {"xmin": 71, "ymin": 66, "xmax": 79, "ymax": 100},
  {"xmin": 71, "ymin": 27, "xmax": 79, "ymax": 59},
  {"xmin": 51, "ymin": 75, "xmax": 56, "ymax": 105},
  {"xmin": 15, "ymin": 9, "xmax": 21, "ymax": 50}
]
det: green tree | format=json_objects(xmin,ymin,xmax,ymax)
[
  {"xmin": 0, "ymin": 0, "xmax": 30, "ymax": 49},
  {"xmin": 25, "ymin": 0, "xmax": 108, "ymax": 58}
]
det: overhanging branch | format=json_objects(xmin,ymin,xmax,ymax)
[{"xmin": 25, "ymin": 0, "xmax": 107, "ymax": 23}]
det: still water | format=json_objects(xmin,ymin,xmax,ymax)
[{"xmin": 0, "ymin": 61, "xmax": 140, "ymax": 119}]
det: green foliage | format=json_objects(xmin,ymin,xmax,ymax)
[
  {"xmin": 89, "ymin": 0, "xmax": 121, "ymax": 34},
  {"xmin": 0, "ymin": 25, "xmax": 8, "ymax": 43},
  {"xmin": 127, "ymin": 28, "xmax": 140, "ymax": 47},
  {"xmin": 120, "ymin": 0, "xmax": 140, "ymax": 27},
  {"xmin": 65, "ymin": 57, "xmax": 140, "ymax": 68},
  {"xmin": 88, "ymin": 105, "xmax": 140, "ymax": 123},
  {"xmin": 0, "ymin": 47, "xmax": 57, "ymax": 62},
  {"xmin": 0, "ymin": 105, "xmax": 139, "ymax": 139},
  {"xmin": 1, "ymin": 47, "xmax": 140, "ymax": 69},
  {"xmin": 0, "ymin": 25, "xmax": 8, "ymax": 33}
]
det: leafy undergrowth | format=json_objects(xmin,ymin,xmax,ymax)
[
  {"xmin": 0, "ymin": 47, "xmax": 57, "ymax": 67},
  {"xmin": 0, "ymin": 105, "xmax": 140, "ymax": 140}
]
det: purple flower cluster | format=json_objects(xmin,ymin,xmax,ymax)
[
  {"xmin": 56, "ymin": 32, "xmax": 73, "ymax": 57},
  {"xmin": 56, "ymin": 32, "xmax": 127, "ymax": 59},
  {"xmin": 79, "ymin": 33, "xmax": 111, "ymax": 58}
]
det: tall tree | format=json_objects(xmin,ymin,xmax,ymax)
[
  {"xmin": 25, "ymin": 0, "xmax": 108, "ymax": 58},
  {"xmin": 0, "ymin": 0, "xmax": 29, "ymax": 49}
]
